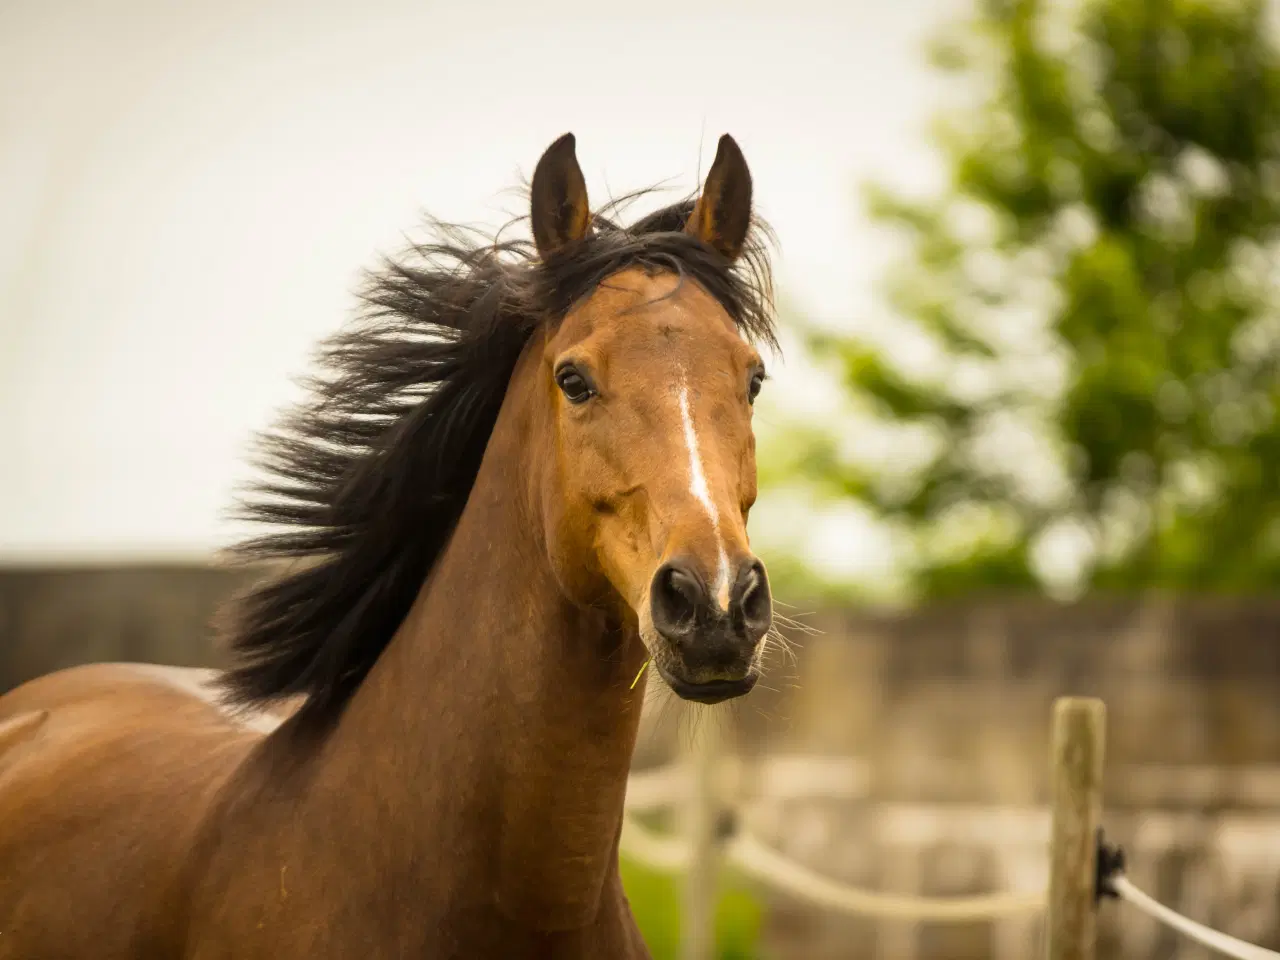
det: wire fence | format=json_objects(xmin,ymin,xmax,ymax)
[{"xmin": 621, "ymin": 696, "xmax": 1280, "ymax": 960}]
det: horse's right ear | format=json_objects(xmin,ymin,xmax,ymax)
[{"xmin": 531, "ymin": 133, "xmax": 591, "ymax": 260}]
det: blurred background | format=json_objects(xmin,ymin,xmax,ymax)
[{"xmin": 2, "ymin": 0, "xmax": 1279, "ymax": 957}]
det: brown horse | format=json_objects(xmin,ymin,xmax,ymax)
[{"xmin": 0, "ymin": 132, "xmax": 777, "ymax": 958}]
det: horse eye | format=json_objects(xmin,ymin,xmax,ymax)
[
  {"xmin": 555, "ymin": 366, "xmax": 595, "ymax": 404},
  {"xmin": 748, "ymin": 370, "xmax": 766, "ymax": 405}
]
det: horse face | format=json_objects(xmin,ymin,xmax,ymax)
[{"xmin": 530, "ymin": 135, "xmax": 772, "ymax": 705}]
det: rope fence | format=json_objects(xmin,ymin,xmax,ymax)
[
  {"xmin": 1095, "ymin": 837, "xmax": 1280, "ymax": 960},
  {"xmin": 622, "ymin": 696, "xmax": 1280, "ymax": 960},
  {"xmin": 1106, "ymin": 875, "xmax": 1279, "ymax": 960},
  {"xmin": 621, "ymin": 816, "xmax": 1046, "ymax": 921}
]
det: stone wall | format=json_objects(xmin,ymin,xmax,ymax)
[{"xmin": 0, "ymin": 564, "xmax": 255, "ymax": 689}]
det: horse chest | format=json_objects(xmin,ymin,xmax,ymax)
[
  {"xmin": 182, "ymin": 863, "xmax": 651, "ymax": 960},
  {"xmin": 182, "ymin": 910, "xmax": 652, "ymax": 959}
]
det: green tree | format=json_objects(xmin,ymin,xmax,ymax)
[{"xmin": 773, "ymin": 0, "xmax": 1280, "ymax": 601}]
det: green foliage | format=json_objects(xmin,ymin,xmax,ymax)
[
  {"xmin": 620, "ymin": 855, "xmax": 766, "ymax": 960},
  {"xmin": 779, "ymin": 0, "xmax": 1280, "ymax": 599}
]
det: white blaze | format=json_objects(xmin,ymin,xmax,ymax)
[{"xmin": 678, "ymin": 382, "xmax": 732, "ymax": 610}]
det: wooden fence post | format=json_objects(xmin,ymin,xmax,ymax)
[
  {"xmin": 1044, "ymin": 697, "xmax": 1107, "ymax": 960},
  {"xmin": 680, "ymin": 718, "xmax": 721, "ymax": 960}
]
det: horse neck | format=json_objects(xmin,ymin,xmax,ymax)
[{"xmin": 310, "ymin": 338, "xmax": 649, "ymax": 931}]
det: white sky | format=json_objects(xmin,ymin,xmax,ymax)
[{"xmin": 0, "ymin": 0, "xmax": 961, "ymax": 564}]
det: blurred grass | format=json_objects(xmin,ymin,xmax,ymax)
[{"xmin": 620, "ymin": 854, "xmax": 766, "ymax": 959}]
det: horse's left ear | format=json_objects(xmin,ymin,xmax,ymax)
[
  {"xmin": 685, "ymin": 134, "xmax": 753, "ymax": 261},
  {"xmin": 531, "ymin": 132, "xmax": 591, "ymax": 260}
]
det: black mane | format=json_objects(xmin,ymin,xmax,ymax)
[{"xmin": 217, "ymin": 193, "xmax": 777, "ymax": 730}]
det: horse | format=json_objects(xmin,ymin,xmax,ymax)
[{"xmin": 0, "ymin": 132, "xmax": 778, "ymax": 958}]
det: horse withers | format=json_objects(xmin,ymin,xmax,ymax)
[{"xmin": 0, "ymin": 132, "xmax": 778, "ymax": 959}]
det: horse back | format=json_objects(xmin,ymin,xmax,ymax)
[{"xmin": 0, "ymin": 663, "xmax": 267, "ymax": 958}]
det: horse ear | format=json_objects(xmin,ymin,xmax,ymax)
[
  {"xmin": 685, "ymin": 134, "xmax": 753, "ymax": 261},
  {"xmin": 530, "ymin": 133, "xmax": 591, "ymax": 259}
]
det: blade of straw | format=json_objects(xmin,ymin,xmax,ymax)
[{"xmin": 630, "ymin": 659, "xmax": 651, "ymax": 690}]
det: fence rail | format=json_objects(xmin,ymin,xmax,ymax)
[{"xmin": 622, "ymin": 696, "xmax": 1280, "ymax": 960}]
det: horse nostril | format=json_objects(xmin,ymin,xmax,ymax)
[
  {"xmin": 650, "ymin": 561, "xmax": 705, "ymax": 641},
  {"xmin": 732, "ymin": 560, "xmax": 772, "ymax": 639}
]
